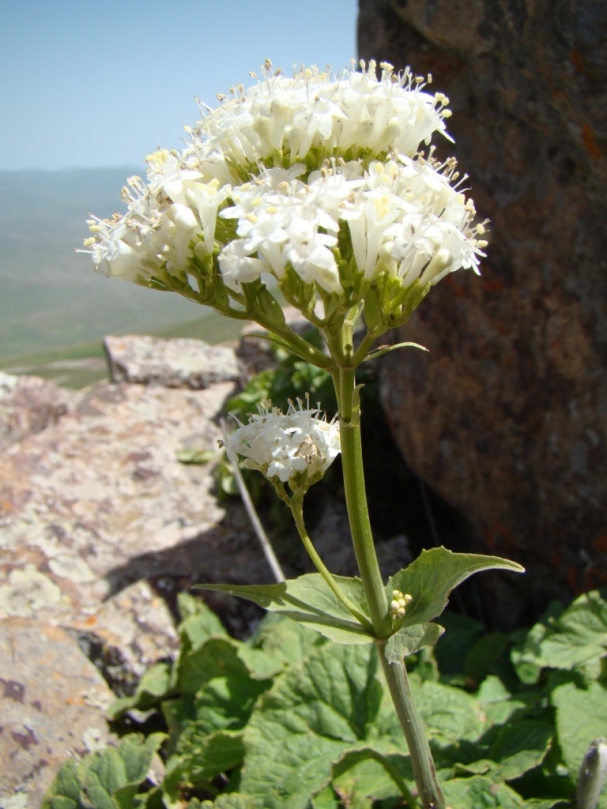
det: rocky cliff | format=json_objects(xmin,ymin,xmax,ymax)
[{"xmin": 359, "ymin": 0, "xmax": 607, "ymax": 619}]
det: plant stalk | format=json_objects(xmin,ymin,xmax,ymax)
[
  {"xmin": 377, "ymin": 642, "xmax": 445, "ymax": 809},
  {"xmin": 334, "ymin": 363, "xmax": 445, "ymax": 809},
  {"xmin": 335, "ymin": 366, "xmax": 390, "ymax": 636}
]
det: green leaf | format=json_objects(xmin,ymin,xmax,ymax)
[
  {"xmin": 163, "ymin": 634, "xmax": 272, "ymax": 756},
  {"xmin": 552, "ymin": 680, "xmax": 607, "ymax": 777},
  {"xmin": 200, "ymin": 796, "xmax": 258, "ymax": 809},
  {"xmin": 363, "ymin": 340, "xmax": 428, "ymax": 362},
  {"xmin": 487, "ymin": 720, "xmax": 554, "ymax": 781},
  {"xmin": 476, "ymin": 676, "xmax": 528, "ymax": 735},
  {"xmin": 133, "ymin": 787, "xmax": 164, "ymax": 809},
  {"xmin": 385, "ymin": 622, "xmax": 444, "ymax": 663},
  {"xmin": 310, "ymin": 785, "xmax": 341, "ymax": 809},
  {"xmin": 41, "ymin": 759, "xmax": 82, "ymax": 809},
  {"xmin": 228, "ymin": 643, "xmax": 285, "ymax": 682},
  {"xmin": 247, "ymin": 612, "xmax": 326, "ymax": 675},
  {"xmin": 90, "ymin": 734, "xmax": 166, "ymax": 809},
  {"xmin": 239, "ymin": 643, "xmax": 385, "ymax": 809},
  {"xmin": 43, "ymin": 735, "xmax": 166, "ymax": 809},
  {"xmin": 464, "ymin": 632, "xmax": 510, "ymax": 684},
  {"xmin": 178, "ymin": 594, "xmax": 228, "ymax": 649},
  {"xmin": 178, "ymin": 636, "xmax": 268, "ymax": 696},
  {"xmin": 119, "ymin": 733, "xmax": 166, "ymax": 786},
  {"xmin": 193, "ymin": 673, "xmax": 272, "ymax": 734},
  {"xmin": 330, "ymin": 748, "xmax": 414, "ymax": 807},
  {"xmin": 512, "ymin": 591, "xmax": 607, "ymax": 680},
  {"xmin": 109, "ymin": 661, "xmax": 173, "ymax": 720},
  {"xmin": 387, "ymin": 547, "xmax": 524, "ymax": 630},
  {"xmin": 434, "ymin": 612, "xmax": 484, "ymax": 676},
  {"xmin": 442, "ymin": 775, "xmax": 523, "ymax": 808},
  {"xmin": 164, "ymin": 730, "xmax": 245, "ymax": 794},
  {"xmin": 80, "ymin": 764, "xmax": 117, "ymax": 809},
  {"xmin": 195, "ymin": 574, "xmax": 373, "ymax": 644},
  {"xmin": 176, "ymin": 448, "xmax": 215, "ymax": 465},
  {"xmin": 414, "ymin": 681, "xmax": 484, "ymax": 744}
]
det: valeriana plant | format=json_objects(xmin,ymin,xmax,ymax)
[{"xmin": 83, "ymin": 59, "xmax": 523, "ymax": 809}]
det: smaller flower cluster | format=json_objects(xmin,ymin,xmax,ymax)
[
  {"xmin": 225, "ymin": 399, "xmax": 340, "ymax": 487},
  {"xmin": 390, "ymin": 590, "xmax": 413, "ymax": 621},
  {"xmin": 83, "ymin": 167, "xmax": 231, "ymax": 284}
]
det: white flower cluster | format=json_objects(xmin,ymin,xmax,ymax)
[
  {"xmin": 184, "ymin": 59, "xmax": 450, "ymax": 171},
  {"xmin": 83, "ymin": 60, "xmax": 487, "ymax": 305},
  {"xmin": 225, "ymin": 400, "xmax": 341, "ymax": 485},
  {"xmin": 217, "ymin": 154, "xmax": 485, "ymax": 295}
]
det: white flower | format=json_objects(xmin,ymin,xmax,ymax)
[
  {"xmin": 185, "ymin": 178, "xmax": 232, "ymax": 257},
  {"xmin": 83, "ymin": 59, "xmax": 486, "ymax": 309},
  {"xmin": 186, "ymin": 60, "xmax": 450, "ymax": 170},
  {"xmin": 217, "ymin": 239, "xmax": 268, "ymax": 291},
  {"xmin": 82, "ymin": 213, "xmax": 161, "ymax": 283},
  {"xmin": 226, "ymin": 399, "xmax": 341, "ymax": 485},
  {"xmin": 283, "ymin": 216, "xmax": 340, "ymax": 294},
  {"xmin": 341, "ymin": 155, "xmax": 486, "ymax": 288}
]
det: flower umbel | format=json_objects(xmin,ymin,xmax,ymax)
[
  {"xmin": 81, "ymin": 60, "xmax": 487, "ymax": 344},
  {"xmin": 225, "ymin": 398, "xmax": 340, "ymax": 491}
]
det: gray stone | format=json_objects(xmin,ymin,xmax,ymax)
[
  {"xmin": 0, "ymin": 617, "xmax": 116, "ymax": 809},
  {"xmin": 104, "ymin": 334, "xmax": 240, "ymax": 388},
  {"xmin": 0, "ymin": 378, "xmax": 274, "ymax": 801},
  {"xmin": 67, "ymin": 580, "xmax": 179, "ymax": 692},
  {"xmin": 359, "ymin": 0, "xmax": 607, "ymax": 619},
  {"xmin": 0, "ymin": 380, "xmax": 269, "ymax": 624},
  {"xmin": 0, "ymin": 372, "xmax": 78, "ymax": 452}
]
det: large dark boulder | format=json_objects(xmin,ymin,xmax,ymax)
[{"xmin": 359, "ymin": 0, "xmax": 607, "ymax": 619}]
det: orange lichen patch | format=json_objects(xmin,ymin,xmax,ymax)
[
  {"xmin": 442, "ymin": 274, "xmax": 467, "ymax": 297},
  {"xmin": 0, "ymin": 499, "xmax": 14, "ymax": 513},
  {"xmin": 484, "ymin": 521, "xmax": 517, "ymax": 551},
  {"xmin": 482, "ymin": 277, "xmax": 505, "ymax": 293},
  {"xmin": 594, "ymin": 535, "xmax": 607, "ymax": 553},
  {"xmin": 570, "ymin": 50, "xmax": 586, "ymax": 74},
  {"xmin": 550, "ymin": 547, "xmax": 563, "ymax": 569},
  {"xmin": 581, "ymin": 123, "xmax": 603, "ymax": 159},
  {"xmin": 584, "ymin": 565, "xmax": 607, "ymax": 590},
  {"xmin": 565, "ymin": 564, "xmax": 581, "ymax": 592}
]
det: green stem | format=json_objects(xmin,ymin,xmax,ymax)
[
  {"xmin": 290, "ymin": 497, "xmax": 375, "ymax": 635},
  {"xmin": 336, "ymin": 366, "xmax": 390, "ymax": 636},
  {"xmin": 253, "ymin": 310, "xmax": 333, "ymax": 370},
  {"xmin": 351, "ymin": 328, "xmax": 381, "ymax": 367},
  {"xmin": 377, "ymin": 642, "xmax": 445, "ymax": 809},
  {"xmin": 334, "ymin": 363, "xmax": 444, "ymax": 809}
]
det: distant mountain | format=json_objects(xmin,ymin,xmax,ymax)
[{"xmin": 0, "ymin": 168, "xmax": 207, "ymax": 360}]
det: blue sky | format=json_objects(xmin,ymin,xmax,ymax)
[{"xmin": 0, "ymin": 0, "xmax": 358, "ymax": 171}]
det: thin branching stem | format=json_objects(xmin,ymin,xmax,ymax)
[
  {"xmin": 221, "ymin": 419, "xmax": 285, "ymax": 584},
  {"xmin": 290, "ymin": 496, "xmax": 375, "ymax": 634}
]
